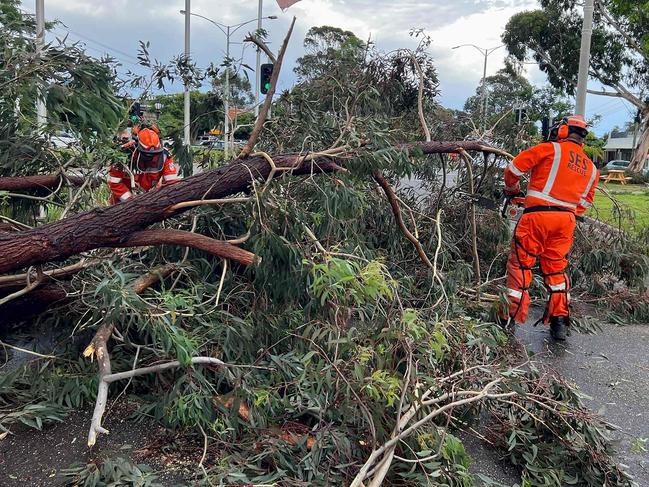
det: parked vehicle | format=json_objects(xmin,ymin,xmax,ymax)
[
  {"xmin": 604, "ymin": 159, "xmax": 630, "ymax": 172},
  {"xmin": 50, "ymin": 131, "xmax": 80, "ymax": 149},
  {"xmin": 195, "ymin": 139, "xmax": 225, "ymax": 149}
]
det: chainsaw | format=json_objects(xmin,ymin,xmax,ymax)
[
  {"xmin": 460, "ymin": 191, "xmax": 582, "ymax": 230},
  {"xmin": 459, "ymin": 191, "xmax": 525, "ymax": 231},
  {"xmin": 500, "ymin": 193, "xmax": 526, "ymax": 231}
]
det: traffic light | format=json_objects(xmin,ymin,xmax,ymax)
[
  {"xmin": 542, "ymin": 116, "xmax": 550, "ymax": 140},
  {"xmin": 260, "ymin": 63, "xmax": 274, "ymax": 94},
  {"xmin": 129, "ymin": 102, "xmax": 142, "ymax": 124}
]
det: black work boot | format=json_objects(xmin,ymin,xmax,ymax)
[
  {"xmin": 550, "ymin": 316, "xmax": 569, "ymax": 341},
  {"xmin": 499, "ymin": 316, "xmax": 515, "ymax": 336}
]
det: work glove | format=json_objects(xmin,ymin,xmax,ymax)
[{"xmin": 504, "ymin": 183, "xmax": 521, "ymax": 197}]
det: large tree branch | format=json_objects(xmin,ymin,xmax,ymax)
[
  {"xmin": 118, "ymin": 230, "xmax": 259, "ymax": 267},
  {"xmin": 0, "ymin": 141, "xmax": 508, "ymax": 276},
  {"xmin": 595, "ymin": 0, "xmax": 649, "ymax": 64},
  {"xmin": 244, "ymin": 34, "xmax": 277, "ymax": 64},
  {"xmin": 588, "ymin": 87, "xmax": 645, "ymax": 111},
  {"xmin": 239, "ymin": 17, "xmax": 296, "ymax": 158},
  {"xmin": 85, "ymin": 264, "xmax": 178, "ymax": 447}
]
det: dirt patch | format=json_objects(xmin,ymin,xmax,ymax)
[{"xmin": 0, "ymin": 403, "xmax": 194, "ymax": 486}]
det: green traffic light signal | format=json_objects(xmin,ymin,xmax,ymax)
[{"xmin": 260, "ymin": 63, "xmax": 274, "ymax": 95}]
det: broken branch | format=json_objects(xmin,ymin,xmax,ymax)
[{"xmin": 118, "ymin": 229, "xmax": 259, "ymax": 267}]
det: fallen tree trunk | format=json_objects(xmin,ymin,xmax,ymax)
[
  {"xmin": 0, "ymin": 173, "xmax": 87, "ymax": 191},
  {"xmin": 0, "ymin": 142, "xmax": 507, "ymax": 275}
]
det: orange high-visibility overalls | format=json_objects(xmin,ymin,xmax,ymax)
[
  {"xmin": 108, "ymin": 152, "xmax": 180, "ymax": 204},
  {"xmin": 503, "ymin": 140, "xmax": 599, "ymax": 324}
]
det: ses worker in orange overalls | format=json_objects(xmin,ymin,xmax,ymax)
[
  {"xmin": 108, "ymin": 127, "xmax": 181, "ymax": 204},
  {"xmin": 500, "ymin": 115, "xmax": 598, "ymax": 340}
]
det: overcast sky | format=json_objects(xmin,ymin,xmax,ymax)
[{"xmin": 21, "ymin": 0, "xmax": 634, "ymax": 135}]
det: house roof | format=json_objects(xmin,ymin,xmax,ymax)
[{"xmin": 604, "ymin": 136, "xmax": 637, "ymax": 151}]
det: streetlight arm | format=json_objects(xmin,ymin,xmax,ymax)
[
  {"xmin": 230, "ymin": 16, "xmax": 276, "ymax": 35},
  {"xmin": 486, "ymin": 45, "xmax": 505, "ymax": 55},
  {"xmin": 182, "ymin": 11, "xmax": 277, "ymax": 36},
  {"xmin": 452, "ymin": 43, "xmax": 486, "ymax": 55},
  {"xmin": 180, "ymin": 10, "xmax": 228, "ymax": 35}
]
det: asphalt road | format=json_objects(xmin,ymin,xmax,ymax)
[{"xmin": 516, "ymin": 311, "xmax": 649, "ymax": 486}]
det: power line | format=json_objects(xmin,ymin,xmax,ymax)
[
  {"xmin": 60, "ymin": 27, "xmax": 141, "ymax": 64},
  {"xmin": 51, "ymin": 27, "xmax": 142, "ymax": 69}
]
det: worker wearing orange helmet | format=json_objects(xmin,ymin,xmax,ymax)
[
  {"xmin": 500, "ymin": 115, "xmax": 598, "ymax": 340},
  {"xmin": 108, "ymin": 127, "xmax": 181, "ymax": 204}
]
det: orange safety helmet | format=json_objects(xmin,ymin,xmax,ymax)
[
  {"xmin": 557, "ymin": 115, "xmax": 588, "ymax": 139},
  {"xmin": 137, "ymin": 127, "xmax": 163, "ymax": 154}
]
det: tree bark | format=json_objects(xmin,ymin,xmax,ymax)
[
  {"xmin": 0, "ymin": 142, "xmax": 508, "ymax": 275},
  {"xmin": 120, "ymin": 230, "xmax": 258, "ymax": 266},
  {"xmin": 0, "ymin": 174, "xmax": 87, "ymax": 191},
  {"xmin": 0, "ymin": 154, "xmax": 338, "ymax": 275},
  {"xmin": 629, "ymin": 119, "xmax": 649, "ymax": 173}
]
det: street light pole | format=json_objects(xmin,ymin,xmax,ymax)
[
  {"xmin": 255, "ymin": 0, "xmax": 263, "ymax": 118},
  {"xmin": 452, "ymin": 44, "xmax": 503, "ymax": 131},
  {"xmin": 224, "ymin": 26, "xmax": 230, "ymax": 160},
  {"xmin": 481, "ymin": 50, "xmax": 488, "ymax": 124},
  {"xmin": 183, "ymin": 0, "xmax": 191, "ymax": 147},
  {"xmin": 35, "ymin": 0, "xmax": 46, "ymax": 130},
  {"xmin": 575, "ymin": 0, "xmax": 595, "ymax": 117},
  {"xmin": 179, "ymin": 11, "xmax": 277, "ymax": 156}
]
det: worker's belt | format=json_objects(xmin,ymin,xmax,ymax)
[{"xmin": 523, "ymin": 205, "xmax": 574, "ymax": 215}]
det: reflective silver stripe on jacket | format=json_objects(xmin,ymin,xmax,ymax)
[
  {"xmin": 507, "ymin": 161, "xmax": 524, "ymax": 177},
  {"xmin": 541, "ymin": 142, "xmax": 562, "ymax": 194},
  {"xmin": 507, "ymin": 288, "xmax": 523, "ymax": 299},
  {"xmin": 108, "ymin": 176, "xmax": 122, "ymax": 184},
  {"xmin": 119, "ymin": 191, "xmax": 132, "ymax": 201},
  {"xmin": 526, "ymin": 190, "xmax": 577, "ymax": 209}
]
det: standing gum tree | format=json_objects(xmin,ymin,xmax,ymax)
[{"xmin": 502, "ymin": 0, "xmax": 649, "ymax": 171}]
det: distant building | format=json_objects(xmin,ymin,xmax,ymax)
[{"xmin": 604, "ymin": 134, "xmax": 637, "ymax": 162}]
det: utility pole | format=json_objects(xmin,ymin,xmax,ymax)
[
  {"xmin": 35, "ymin": 0, "xmax": 46, "ymax": 130},
  {"xmin": 224, "ymin": 26, "xmax": 230, "ymax": 160},
  {"xmin": 255, "ymin": 0, "xmax": 263, "ymax": 118},
  {"xmin": 183, "ymin": 0, "xmax": 191, "ymax": 147},
  {"xmin": 575, "ymin": 0, "xmax": 595, "ymax": 117}
]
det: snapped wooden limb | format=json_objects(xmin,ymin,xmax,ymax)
[
  {"xmin": 238, "ymin": 17, "xmax": 296, "ymax": 159},
  {"xmin": 87, "ymin": 355, "xmax": 233, "ymax": 447},
  {"xmin": 0, "ymin": 153, "xmax": 341, "ymax": 275},
  {"xmin": 85, "ymin": 265, "xmax": 177, "ymax": 447},
  {"xmin": 372, "ymin": 170, "xmax": 434, "ymax": 271},
  {"xmin": 0, "ymin": 140, "xmax": 505, "ymax": 276},
  {"xmin": 118, "ymin": 230, "xmax": 259, "ymax": 267},
  {"xmin": 243, "ymin": 34, "xmax": 277, "ymax": 64},
  {"xmin": 84, "ymin": 322, "xmax": 114, "ymax": 447}
]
